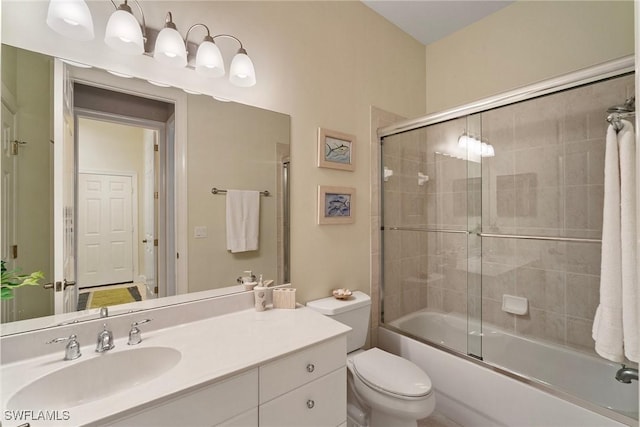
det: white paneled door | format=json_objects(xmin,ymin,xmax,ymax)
[{"xmin": 78, "ymin": 173, "xmax": 134, "ymax": 288}]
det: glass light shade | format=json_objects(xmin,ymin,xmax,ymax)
[
  {"xmin": 458, "ymin": 134, "xmax": 470, "ymax": 149},
  {"xmin": 481, "ymin": 143, "xmax": 495, "ymax": 157},
  {"xmin": 104, "ymin": 9, "xmax": 144, "ymax": 55},
  {"xmin": 46, "ymin": 0, "xmax": 94, "ymax": 41},
  {"xmin": 229, "ymin": 51, "xmax": 256, "ymax": 87},
  {"xmin": 154, "ymin": 27, "xmax": 187, "ymax": 67},
  {"xmin": 195, "ymin": 41, "xmax": 225, "ymax": 78}
]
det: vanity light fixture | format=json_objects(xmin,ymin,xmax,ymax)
[
  {"xmin": 46, "ymin": 0, "xmax": 94, "ymax": 41},
  {"xmin": 154, "ymin": 12, "xmax": 188, "ymax": 67},
  {"xmin": 186, "ymin": 24, "xmax": 225, "ymax": 78},
  {"xmin": 104, "ymin": 0, "xmax": 146, "ymax": 55},
  {"xmin": 458, "ymin": 133, "xmax": 495, "ymax": 158},
  {"xmin": 46, "ymin": 0, "xmax": 257, "ymax": 87}
]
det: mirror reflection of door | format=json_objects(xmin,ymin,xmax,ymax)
[
  {"xmin": 73, "ymin": 83, "xmax": 175, "ymax": 311},
  {"xmin": 74, "ymin": 110, "xmax": 168, "ymax": 309}
]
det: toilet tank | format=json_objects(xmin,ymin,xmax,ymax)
[{"xmin": 306, "ymin": 291, "xmax": 371, "ymax": 353}]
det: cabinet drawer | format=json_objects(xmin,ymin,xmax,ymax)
[
  {"xmin": 107, "ymin": 369, "xmax": 258, "ymax": 427},
  {"xmin": 259, "ymin": 367, "xmax": 347, "ymax": 427},
  {"xmin": 217, "ymin": 407, "xmax": 258, "ymax": 427},
  {"xmin": 260, "ymin": 336, "xmax": 346, "ymax": 403}
]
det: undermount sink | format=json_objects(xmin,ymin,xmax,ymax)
[{"xmin": 7, "ymin": 346, "xmax": 181, "ymax": 409}]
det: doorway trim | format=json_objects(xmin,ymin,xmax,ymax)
[
  {"xmin": 74, "ymin": 107, "xmax": 173, "ymax": 297},
  {"xmin": 69, "ymin": 67, "xmax": 188, "ymax": 295}
]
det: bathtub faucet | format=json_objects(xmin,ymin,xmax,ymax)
[{"xmin": 615, "ymin": 365, "xmax": 638, "ymax": 383}]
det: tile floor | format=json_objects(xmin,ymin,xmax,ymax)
[{"xmin": 419, "ymin": 411, "xmax": 463, "ymax": 427}]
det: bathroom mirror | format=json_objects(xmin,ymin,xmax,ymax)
[{"xmin": 0, "ymin": 44, "xmax": 290, "ymax": 335}]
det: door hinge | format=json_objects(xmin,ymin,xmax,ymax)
[
  {"xmin": 154, "ymin": 239, "xmax": 158, "ymax": 247},
  {"xmin": 154, "ymin": 191, "xmax": 159, "ymax": 199},
  {"xmin": 11, "ymin": 140, "xmax": 28, "ymax": 155},
  {"xmin": 11, "ymin": 245, "xmax": 18, "ymax": 259},
  {"xmin": 154, "ymin": 286, "xmax": 159, "ymax": 294},
  {"xmin": 154, "ymin": 144, "xmax": 159, "ymax": 152},
  {"xmin": 177, "ymin": 252, "xmax": 180, "ymax": 259}
]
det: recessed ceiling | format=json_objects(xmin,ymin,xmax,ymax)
[{"xmin": 362, "ymin": 0, "xmax": 515, "ymax": 45}]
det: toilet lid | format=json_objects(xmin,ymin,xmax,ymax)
[{"xmin": 351, "ymin": 348, "xmax": 432, "ymax": 398}]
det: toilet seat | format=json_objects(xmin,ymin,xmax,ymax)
[{"xmin": 350, "ymin": 348, "xmax": 433, "ymax": 399}]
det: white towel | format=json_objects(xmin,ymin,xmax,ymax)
[
  {"xmin": 618, "ymin": 120, "xmax": 637, "ymax": 362},
  {"xmin": 592, "ymin": 124, "xmax": 623, "ymax": 363},
  {"xmin": 226, "ymin": 190, "xmax": 260, "ymax": 253}
]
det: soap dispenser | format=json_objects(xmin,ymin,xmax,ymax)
[{"xmin": 254, "ymin": 274, "xmax": 268, "ymax": 312}]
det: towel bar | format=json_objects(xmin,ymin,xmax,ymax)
[{"xmin": 211, "ymin": 188, "xmax": 270, "ymax": 196}]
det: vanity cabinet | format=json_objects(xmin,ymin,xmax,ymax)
[
  {"xmin": 259, "ymin": 337, "xmax": 347, "ymax": 426},
  {"xmin": 106, "ymin": 369, "xmax": 259, "ymax": 427},
  {"xmin": 105, "ymin": 336, "xmax": 346, "ymax": 427}
]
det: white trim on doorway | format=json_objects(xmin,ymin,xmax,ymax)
[{"xmin": 69, "ymin": 67, "xmax": 188, "ymax": 295}]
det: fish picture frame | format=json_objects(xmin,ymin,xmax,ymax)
[
  {"xmin": 317, "ymin": 127, "xmax": 355, "ymax": 171},
  {"xmin": 318, "ymin": 185, "xmax": 355, "ymax": 224}
]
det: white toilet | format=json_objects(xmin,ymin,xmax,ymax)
[{"xmin": 307, "ymin": 291, "xmax": 435, "ymax": 427}]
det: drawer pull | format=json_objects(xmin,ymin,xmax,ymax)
[
  {"xmin": 306, "ymin": 399, "xmax": 315, "ymax": 409},
  {"xmin": 306, "ymin": 363, "xmax": 315, "ymax": 373}
]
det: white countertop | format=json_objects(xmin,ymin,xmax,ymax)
[{"xmin": 1, "ymin": 306, "xmax": 350, "ymax": 426}]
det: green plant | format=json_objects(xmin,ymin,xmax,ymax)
[{"xmin": 1, "ymin": 260, "xmax": 45, "ymax": 300}]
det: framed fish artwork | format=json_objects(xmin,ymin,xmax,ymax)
[
  {"xmin": 318, "ymin": 185, "xmax": 355, "ymax": 224},
  {"xmin": 317, "ymin": 127, "xmax": 355, "ymax": 171}
]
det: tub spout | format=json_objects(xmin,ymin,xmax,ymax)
[{"xmin": 615, "ymin": 365, "xmax": 638, "ymax": 383}]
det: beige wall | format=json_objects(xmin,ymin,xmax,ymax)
[{"xmin": 424, "ymin": 1, "xmax": 635, "ymax": 113}]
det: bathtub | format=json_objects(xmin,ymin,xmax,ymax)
[{"xmin": 382, "ymin": 310, "xmax": 638, "ymax": 426}]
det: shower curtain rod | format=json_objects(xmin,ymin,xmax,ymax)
[{"xmin": 378, "ymin": 55, "xmax": 634, "ymax": 138}]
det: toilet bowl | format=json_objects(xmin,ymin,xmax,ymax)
[
  {"xmin": 307, "ymin": 291, "xmax": 435, "ymax": 427},
  {"xmin": 348, "ymin": 348, "xmax": 435, "ymax": 427}
]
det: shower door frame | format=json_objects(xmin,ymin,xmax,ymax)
[{"xmin": 377, "ymin": 54, "xmax": 636, "ymax": 425}]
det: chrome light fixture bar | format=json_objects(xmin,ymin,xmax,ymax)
[{"xmin": 45, "ymin": 0, "xmax": 257, "ymax": 87}]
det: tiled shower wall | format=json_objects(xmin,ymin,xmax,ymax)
[{"xmin": 380, "ymin": 73, "xmax": 635, "ymax": 356}]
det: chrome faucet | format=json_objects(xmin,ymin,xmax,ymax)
[
  {"xmin": 615, "ymin": 365, "xmax": 638, "ymax": 383},
  {"xmin": 95, "ymin": 323, "xmax": 115, "ymax": 353},
  {"xmin": 46, "ymin": 334, "xmax": 82, "ymax": 360}
]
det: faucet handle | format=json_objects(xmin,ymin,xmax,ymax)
[
  {"xmin": 128, "ymin": 319, "xmax": 152, "ymax": 346},
  {"xmin": 100, "ymin": 307, "xmax": 109, "ymax": 318},
  {"xmin": 46, "ymin": 334, "xmax": 82, "ymax": 360}
]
